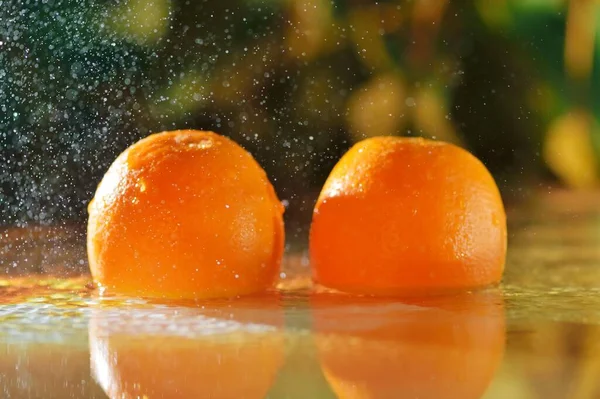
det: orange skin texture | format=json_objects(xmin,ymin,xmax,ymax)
[
  {"xmin": 89, "ymin": 294, "xmax": 284, "ymax": 399},
  {"xmin": 310, "ymin": 136, "xmax": 507, "ymax": 294},
  {"xmin": 87, "ymin": 130, "xmax": 285, "ymax": 299},
  {"xmin": 312, "ymin": 291, "xmax": 506, "ymax": 399}
]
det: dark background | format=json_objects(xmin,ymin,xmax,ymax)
[{"xmin": 1, "ymin": 0, "xmax": 599, "ymax": 241}]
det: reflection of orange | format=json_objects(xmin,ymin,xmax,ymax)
[
  {"xmin": 89, "ymin": 294, "xmax": 284, "ymax": 399},
  {"xmin": 310, "ymin": 136, "xmax": 506, "ymax": 294},
  {"xmin": 312, "ymin": 291, "xmax": 505, "ymax": 399},
  {"xmin": 87, "ymin": 130, "xmax": 285, "ymax": 299}
]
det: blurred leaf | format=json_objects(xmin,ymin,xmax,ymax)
[
  {"xmin": 564, "ymin": 0, "xmax": 596, "ymax": 81},
  {"xmin": 591, "ymin": 8, "xmax": 600, "ymax": 113},
  {"xmin": 329, "ymin": 0, "xmax": 347, "ymax": 19},
  {"xmin": 486, "ymin": 4, "xmax": 568, "ymax": 97},
  {"xmin": 407, "ymin": 0, "xmax": 449, "ymax": 70},
  {"xmin": 346, "ymin": 72, "xmax": 407, "ymax": 142},
  {"xmin": 294, "ymin": 69, "xmax": 345, "ymax": 127},
  {"xmin": 347, "ymin": 4, "xmax": 400, "ymax": 71},
  {"xmin": 543, "ymin": 111, "xmax": 599, "ymax": 189},
  {"xmin": 149, "ymin": 70, "xmax": 208, "ymax": 119},
  {"xmin": 413, "ymin": 85, "xmax": 462, "ymax": 145},
  {"xmin": 107, "ymin": 0, "xmax": 171, "ymax": 46},
  {"xmin": 210, "ymin": 38, "xmax": 282, "ymax": 107},
  {"xmin": 510, "ymin": 0, "xmax": 566, "ymax": 12},
  {"xmin": 285, "ymin": 0, "xmax": 335, "ymax": 60},
  {"xmin": 475, "ymin": 0, "xmax": 513, "ymax": 30},
  {"xmin": 526, "ymin": 81, "xmax": 563, "ymax": 119}
]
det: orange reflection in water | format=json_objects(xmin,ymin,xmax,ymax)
[
  {"xmin": 312, "ymin": 290, "xmax": 505, "ymax": 399},
  {"xmin": 89, "ymin": 294, "xmax": 284, "ymax": 399}
]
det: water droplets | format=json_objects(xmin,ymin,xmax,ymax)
[{"xmin": 135, "ymin": 179, "xmax": 147, "ymax": 193}]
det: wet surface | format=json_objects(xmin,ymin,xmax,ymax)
[{"xmin": 2, "ymin": 190, "xmax": 600, "ymax": 398}]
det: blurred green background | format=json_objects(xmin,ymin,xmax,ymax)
[{"xmin": 1, "ymin": 0, "xmax": 600, "ymax": 239}]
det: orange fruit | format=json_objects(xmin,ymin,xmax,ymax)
[
  {"xmin": 89, "ymin": 295, "xmax": 284, "ymax": 398},
  {"xmin": 87, "ymin": 130, "xmax": 284, "ymax": 299},
  {"xmin": 312, "ymin": 291, "xmax": 505, "ymax": 399},
  {"xmin": 310, "ymin": 136, "xmax": 506, "ymax": 294}
]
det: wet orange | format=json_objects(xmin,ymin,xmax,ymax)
[
  {"xmin": 312, "ymin": 291, "xmax": 506, "ymax": 399},
  {"xmin": 87, "ymin": 130, "xmax": 284, "ymax": 299},
  {"xmin": 310, "ymin": 136, "xmax": 506, "ymax": 294},
  {"xmin": 89, "ymin": 295, "xmax": 284, "ymax": 399}
]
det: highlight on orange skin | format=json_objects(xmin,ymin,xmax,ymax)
[
  {"xmin": 89, "ymin": 294, "xmax": 284, "ymax": 399},
  {"xmin": 310, "ymin": 136, "xmax": 507, "ymax": 295},
  {"xmin": 87, "ymin": 130, "xmax": 285, "ymax": 299},
  {"xmin": 312, "ymin": 291, "xmax": 506, "ymax": 399}
]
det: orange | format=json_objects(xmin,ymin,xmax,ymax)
[
  {"xmin": 310, "ymin": 136, "xmax": 506, "ymax": 294},
  {"xmin": 87, "ymin": 130, "xmax": 284, "ymax": 299},
  {"xmin": 89, "ymin": 294, "xmax": 284, "ymax": 398},
  {"xmin": 312, "ymin": 291, "xmax": 505, "ymax": 399}
]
